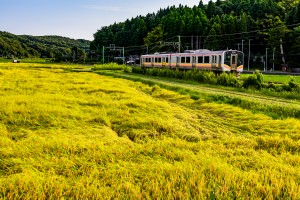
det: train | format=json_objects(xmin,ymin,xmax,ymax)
[{"xmin": 140, "ymin": 49, "xmax": 244, "ymax": 72}]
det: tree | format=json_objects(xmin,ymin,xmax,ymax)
[{"xmin": 144, "ymin": 25, "xmax": 164, "ymax": 52}]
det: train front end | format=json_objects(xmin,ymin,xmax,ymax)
[{"xmin": 224, "ymin": 51, "xmax": 244, "ymax": 72}]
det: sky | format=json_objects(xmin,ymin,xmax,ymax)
[{"xmin": 0, "ymin": 0, "xmax": 211, "ymax": 41}]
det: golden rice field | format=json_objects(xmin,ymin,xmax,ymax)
[{"xmin": 0, "ymin": 63, "xmax": 300, "ymax": 199}]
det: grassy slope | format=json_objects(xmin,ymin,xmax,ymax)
[
  {"xmin": 241, "ymin": 74, "xmax": 300, "ymax": 84},
  {"xmin": 95, "ymin": 70, "xmax": 300, "ymax": 119},
  {"xmin": 0, "ymin": 63, "xmax": 300, "ymax": 199}
]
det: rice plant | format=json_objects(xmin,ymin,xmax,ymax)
[{"xmin": 0, "ymin": 63, "xmax": 300, "ymax": 199}]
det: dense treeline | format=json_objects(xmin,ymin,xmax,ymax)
[
  {"xmin": 0, "ymin": 31, "xmax": 90, "ymax": 62},
  {"xmin": 91, "ymin": 0, "xmax": 300, "ymax": 69}
]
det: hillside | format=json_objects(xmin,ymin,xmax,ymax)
[
  {"xmin": 91, "ymin": 0, "xmax": 300, "ymax": 69},
  {"xmin": 0, "ymin": 31, "xmax": 90, "ymax": 61}
]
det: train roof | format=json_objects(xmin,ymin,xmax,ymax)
[{"xmin": 141, "ymin": 49, "xmax": 243, "ymax": 57}]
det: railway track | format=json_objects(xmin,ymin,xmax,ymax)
[{"xmin": 99, "ymin": 71, "xmax": 300, "ymax": 109}]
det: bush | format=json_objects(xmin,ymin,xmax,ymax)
[
  {"xmin": 217, "ymin": 73, "xmax": 240, "ymax": 87},
  {"xmin": 288, "ymin": 79, "xmax": 299, "ymax": 92},
  {"xmin": 124, "ymin": 66, "xmax": 132, "ymax": 73},
  {"xmin": 93, "ymin": 63, "xmax": 125, "ymax": 71},
  {"xmin": 243, "ymin": 70, "xmax": 264, "ymax": 89}
]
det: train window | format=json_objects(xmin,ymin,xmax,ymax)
[
  {"xmin": 186, "ymin": 57, "xmax": 191, "ymax": 63},
  {"xmin": 181, "ymin": 57, "xmax": 185, "ymax": 63},
  {"xmin": 166, "ymin": 57, "xmax": 169, "ymax": 63},
  {"xmin": 198, "ymin": 56, "xmax": 203, "ymax": 63},
  {"xmin": 158, "ymin": 58, "xmax": 162, "ymax": 63},
  {"xmin": 225, "ymin": 53, "xmax": 231, "ymax": 65},
  {"xmin": 232, "ymin": 56, "xmax": 236, "ymax": 65},
  {"xmin": 155, "ymin": 58, "xmax": 158, "ymax": 63},
  {"xmin": 177, "ymin": 57, "xmax": 180, "ymax": 63},
  {"xmin": 204, "ymin": 56, "xmax": 210, "ymax": 63}
]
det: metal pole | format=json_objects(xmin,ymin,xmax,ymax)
[
  {"xmin": 237, "ymin": 43, "xmax": 240, "ymax": 51},
  {"xmin": 248, "ymin": 39, "xmax": 252, "ymax": 71},
  {"xmin": 266, "ymin": 48, "xmax": 269, "ymax": 71},
  {"xmin": 178, "ymin": 35, "xmax": 181, "ymax": 53},
  {"xmin": 242, "ymin": 40, "xmax": 244, "ymax": 52},
  {"xmin": 191, "ymin": 35, "xmax": 194, "ymax": 50},
  {"xmin": 273, "ymin": 47, "xmax": 275, "ymax": 71},
  {"xmin": 123, "ymin": 47, "xmax": 125, "ymax": 65},
  {"xmin": 102, "ymin": 46, "xmax": 104, "ymax": 65}
]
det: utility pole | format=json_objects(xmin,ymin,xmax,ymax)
[
  {"xmin": 242, "ymin": 40, "xmax": 244, "ymax": 52},
  {"xmin": 273, "ymin": 47, "xmax": 275, "ymax": 71},
  {"xmin": 280, "ymin": 38, "xmax": 285, "ymax": 64},
  {"xmin": 237, "ymin": 43, "xmax": 240, "ymax": 51},
  {"xmin": 191, "ymin": 35, "xmax": 194, "ymax": 50},
  {"xmin": 248, "ymin": 39, "xmax": 253, "ymax": 71},
  {"xmin": 122, "ymin": 47, "xmax": 125, "ymax": 65},
  {"xmin": 265, "ymin": 48, "xmax": 269, "ymax": 71},
  {"xmin": 102, "ymin": 46, "xmax": 105, "ymax": 65},
  {"xmin": 178, "ymin": 35, "xmax": 181, "ymax": 53},
  {"xmin": 73, "ymin": 50, "xmax": 75, "ymax": 63},
  {"xmin": 196, "ymin": 36, "xmax": 199, "ymax": 50}
]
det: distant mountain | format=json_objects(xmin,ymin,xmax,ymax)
[{"xmin": 0, "ymin": 31, "xmax": 90, "ymax": 61}]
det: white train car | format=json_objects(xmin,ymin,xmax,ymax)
[{"xmin": 141, "ymin": 49, "xmax": 244, "ymax": 72}]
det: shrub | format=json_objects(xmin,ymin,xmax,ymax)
[
  {"xmin": 288, "ymin": 79, "xmax": 299, "ymax": 92},
  {"xmin": 93, "ymin": 63, "xmax": 125, "ymax": 71},
  {"xmin": 217, "ymin": 73, "xmax": 240, "ymax": 87},
  {"xmin": 124, "ymin": 66, "xmax": 132, "ymax": 73},
  {"xmin": 243, "ymin": 70, "xmax": 263, "ymax": 89}
]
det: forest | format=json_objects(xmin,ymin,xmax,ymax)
[
  {"xmin": 91, "ymin": 0, "xmax": 300, "ymax": 69},
  {"xmin": 0, "ymin": 31, "xmax": 90, "ymax": 62}
]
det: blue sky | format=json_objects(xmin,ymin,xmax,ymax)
[{"xmin": 0, "ymin": 0, "xmax": 210, "ymax": 40}]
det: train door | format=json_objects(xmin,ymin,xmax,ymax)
[
  {"xmin": 231, "ymin": 54, "xmax": 238, "ymax": 70},
  {"xmin": 192, "ymin": 56, "xmax": 196, "ymax": 68},
  {"xmin": 218, "ymin": 55, "xmax": 222, "ymax": 68},
  {"xmin": 212, "ymin": 55, "xmax": 217, "ymax": 68},
  {"xmin": 176, "ymin": 56, "xmax": 180, "ymax": 68}
]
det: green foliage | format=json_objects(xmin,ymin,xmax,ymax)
[
  {"xmin": 217, "ymin": 73, "xmax": 240, "ymax": 87},
  {"xmin": 0, "ymin": 31, "xmax": 90, "ymax": 61},
  {"xmin": 132, "ymin": 67, "xmax": 300, "ymax": 94},
  {"xmin": 90, "ymin": 0, "xmax": 300, "ymax": 63},
  {"xmin": 92, "ymin": 63, "xmax": 125, "ymax": 71},
  {"xmin": 144, "ymin": 25, "xmax": 164, "ymax": 51},
  {"xmin": 133, "ymin": 67, "xmax": 235, "ymax": 86},
  {"xmin": 242, "ymin": 70, "xmax": 264, "ymax": 89}
]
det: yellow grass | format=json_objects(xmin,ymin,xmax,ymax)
[{"xmin": 0, "ymin": 63, "xmax": 300, "ymax": 199}]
